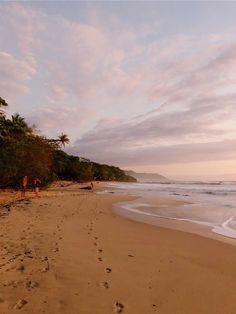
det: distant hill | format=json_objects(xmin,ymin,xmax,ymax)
[{"xmin": 125, "ymin": 170, "xmax": 169, "ymax": 183}]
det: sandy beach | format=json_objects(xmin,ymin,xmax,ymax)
[{"xmin": 1, "ymin": 183, "xmax": 236, "ymax": 314}]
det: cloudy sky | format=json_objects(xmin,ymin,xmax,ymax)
[{"xmin": 1, "ymin": 1, "xmax": 236, "ymax": 180}]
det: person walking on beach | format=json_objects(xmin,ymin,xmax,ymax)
[
  {"xmin": 21, "ymin": 175, "xmax": 28, "ymax": 198},
  {"xmin": 33, "ymin": 177, "xmax": 41, "ymax": 198}
]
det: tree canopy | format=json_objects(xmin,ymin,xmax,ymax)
[
  {"xmin": 58, "ymin": 133, "xmax": 70, "ymax": 148},
  {"xmin": 0, "ymin": 97, "xmax": 8, "ymax": 115},
  {"xmin": 0, "ymin": 97, "xmax": 136, "ymax": 188}
]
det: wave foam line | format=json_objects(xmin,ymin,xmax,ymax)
[
  {"xmin": 212, "ymin": 216, "xmax": 236, "ymax": 239},
  {"xmin": 120, "ymin": 203, "xmax": 236, "ymax": 239}
]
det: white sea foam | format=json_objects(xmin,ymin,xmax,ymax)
[
  {"xmin": 102, "ymin": 181, "xmax": 236, "ymax": 240},
  {"xmin": 118, "ymin": 201, "xmax": 216, "ymax": 226},
  {"xmin": 212, "ymin": 216, "xmax": 236, "ymax": 239}
]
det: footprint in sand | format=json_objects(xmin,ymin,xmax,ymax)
[
  {"xmin": 14, "ymin": 299, "xmax": 28, "ymax": 310},
  {"xmin": 17, "ymin": 264, "xmax": 25, "ymax": 272},
  {"xmin": 25, "ymin": 280, "xmax": 39, "ymax": 289},
  {"xmin": 97, "ymin": 249, "xmax": 103, "ymax": 253},
  {"xmin": 105, "ymin": 267, "xmax": 112, "ymax": 273},
  {"xmin": 114, "ymin": 302, "xmax": 124, "ymax": 313},
  {"xmin": 98, "ymin": 257, "xmax": 103, "ymax": 262},
  {"xmin": 100, "ymin": 281, "xmax": 109, "ymax": 289}
]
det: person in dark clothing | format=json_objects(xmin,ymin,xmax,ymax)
[{"xmin": 33, "ymin": 177, "xmax": 41, "ymax": 198}]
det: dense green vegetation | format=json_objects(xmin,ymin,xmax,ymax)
[
  {"xmin": 0, "ymin": 98, "xmax": 136, "ymax": 189},
  {"xmin": 54, "ymin": 150, "xmax": 136, "ymax": 182}
]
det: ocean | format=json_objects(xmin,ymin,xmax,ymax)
[{"xmin": 99, "ymin": 181, "xmax": 236, "ymax": 241}]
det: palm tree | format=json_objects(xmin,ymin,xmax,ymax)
[
  {"xmin": 0, "ymin": 97, "xmax": 8, "ymax": 115},
  {"xmin": 11, "ymin": 114, "xmax": 32, "ymax": 136},
  {"xmin": 58, "ymin": 133, "xmax": 70, "ymax": 148}
]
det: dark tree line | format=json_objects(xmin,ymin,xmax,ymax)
[
  {"xmin": 54, "ymin": 150, "xmax": 136, "ymax": 183},
  {"xmin": 0, "ymin": 98, "xmax": 136, "ymax": 188}
]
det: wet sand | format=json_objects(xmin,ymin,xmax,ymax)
[
  {"xmin": 0, "ymin": 183, "xmax": 236, "ymax": 313},
  {"xmin": 113, "ymin": 196, "xmax": 236, "ymax": 246}
]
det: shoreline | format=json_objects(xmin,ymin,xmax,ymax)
[
  {"xmin": 100, "ymin": 182, "xmax": 236, "ymax": 245},
  {"xmin": 0, "ymin": 184, "xmax": 236, "ymax": 313},
  {"xmin": 112, "ymin": 196, "xmax": 236, "ymax": 247}
]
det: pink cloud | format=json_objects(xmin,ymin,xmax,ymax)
[
  {"xmin": 43, "ymin": 17, "xmax": 143, "ymax": 102},
  {"xmin": 0, "ymin": 4, "xmax": 43, "ymax": 65},
  {"xmin": 1, "ymin": 1, "xmax": 236, "ymax": 165},
  {"xmin": 0, "ymin": 51, "xmax": 36, "ymax": 99}
]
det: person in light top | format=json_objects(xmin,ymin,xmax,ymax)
[{"xmin": 21, "ymin": 175, "xmax": 28, "ymax": 198}]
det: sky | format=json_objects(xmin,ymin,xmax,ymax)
[{"xmin": 1, "ymin": 1, "xmax": 236, "ymax": 180}]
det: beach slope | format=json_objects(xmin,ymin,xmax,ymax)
[{"xmin": 0, "ymin": 185, "xmax": 236, "ymax": 313}]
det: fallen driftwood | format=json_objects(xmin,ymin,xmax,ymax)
[{"xmin": 80, "ymin": 186, "xmax": 92, "ymax": 190}]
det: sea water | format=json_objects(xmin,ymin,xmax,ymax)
[{"xmin": 99, "ymin": 181, "xmax": 236, "ymax": 240}]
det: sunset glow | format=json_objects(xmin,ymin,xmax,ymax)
[{"xmin": 1, "ymin": 2, "xmax": 236, "ymax": 179}]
